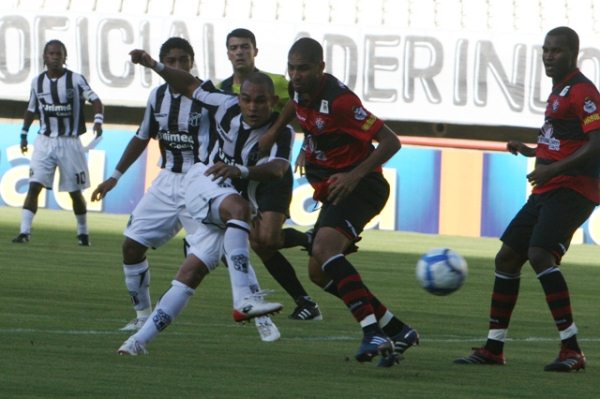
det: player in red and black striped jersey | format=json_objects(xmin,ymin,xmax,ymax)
[
  {"xmin": 455, "ymin": 27, "xmax": 600, "ymax": 372},
  {"xmin": 262, "ymin": 37, "xmax": 418, "ymax": 366}
]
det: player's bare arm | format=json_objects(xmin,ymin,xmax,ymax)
[
  {"xmin": 129, "ymin": 49, "xmax": 200, "ymax": 98},
  {"xmin": 527, "ymin": 129, "xmax": 600, "ymax": 187},
  {"xmin": 327, "ymin": 124, "xmax": 401, "ymax": 205},
  {"xmin": 91, "ymin": 98, "xmax": 104, "ymax": 137},
  {"xmin": 19, "ymin": 110, "xmax": 35, "ymax": 154},
  {"xmin": 91, "ymin": 136, "xmax": 149, "ymax": 201},
  {"xmin": 507, "ymin": 140, "xmax": 536, "ymax": 157},
  {"xmin": 206, "ymin": 159, "xmax": 289, "ymax": 182}
]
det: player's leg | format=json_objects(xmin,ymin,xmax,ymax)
[
  {"xmin": 455, "ymin": 198, "xmax": 534, "ymax": 365},
  {"xmin": 14, "ymin": 136, "xmax": 56, "ymax": 243},
  {"xmin": 251, "ymin": 210, "xmax": 321, "ymax": 321},
  {"xmin": 69, "ymin": 190, "xmax": 89, "ymax": 246},
  {"xmin": 119, "ymin": 171, "xmax": 186, "ymax": 330},
  {"xmin": 57, "ymin": 137, "xmax": 91, "ymax": 245},
  {"xmin": 118, "ymin": 254, "xmax": 210, "ymax": 355},
  {"xmin": 529, "ymin": 189, "xmax": 594, "ymax": 372}
]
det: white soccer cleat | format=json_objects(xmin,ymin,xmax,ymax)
[
  {"xmin": 119, "ymin": 317, "xmax": 148, "ymax": 331},
  {"xmin": 232, "ymin": 290, "xmax": 283, "ymax": 322},
  {"xmin": 117, "ymin": 336, "xmax": 148, "ymax": 356},
  {"xmin": 255, "ymin": 316, "xmax": 281, "ymax": 342}
]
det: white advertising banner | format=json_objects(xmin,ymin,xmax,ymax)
[{"xmin": 1, "ymin": 12, "xmax": 600, "ymax": 128}]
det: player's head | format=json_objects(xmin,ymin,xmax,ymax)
[
  {"xmin": 226, "ymin": 28, "xmax": 258, "ymax": 74},
  {"xmin": 239, "ymin": 72, "xmax": 277, "ymax": 128},
  {"xmin": 543, "ymin": 26, "xmax": 579, "ymax": 82},
  {"xmin": 159, "ymin": 37, "xmax": 195, "ymax": 72},
  {"xmin": 43, "ymin": 39, "xmax": 67, "ymax": 71},
  {"xmin": 287, "ymin": 37, "xmax": 325, "ymax": 94}
]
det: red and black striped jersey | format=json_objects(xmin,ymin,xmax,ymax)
[
  {"xmin": 291, "ymin": 73, "xmax": 384, "ymax": 184},
  {"xmin": 534, "ymin": 69, "xmax": 600, "ymax": 203}
]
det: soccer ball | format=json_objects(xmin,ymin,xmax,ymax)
[{"xmin": 416, "ymin": 248, "xmax": 468, "ymax": 295}]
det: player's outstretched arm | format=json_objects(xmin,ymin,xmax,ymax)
[
  {"xmin": 258, "ymin": 100, "xmax": 295, "ymax": 156},
  {"xmin": 129, "ymin": 49, "xmax": 200, "ymax": 98},
  {"xmin": 91, "ymin": 136, "xmax": 149, "ymax": 201}
]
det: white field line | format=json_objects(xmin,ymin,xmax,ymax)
[{"xmin": 2, "ymin": 328, "xmax": 600, "ymax": 343}]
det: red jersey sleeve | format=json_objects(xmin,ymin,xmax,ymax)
[
  {"xmin": 573, "ymin": 83, "xmax": 600, "ymax": 133},
  {"xmin": 332, "ymin": 91, "xmax": 384, "ymax": 141}
]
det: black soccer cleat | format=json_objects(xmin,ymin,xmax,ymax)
[
  {"xmin": 12, "ymin": 233, "xmax": 30, "ymax": 243},
  {"xmin": 77, "ymin": 234, "xmax": 90, "ymax": 246}
]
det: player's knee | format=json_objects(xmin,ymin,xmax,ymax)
[
  {"xmin": 122, "ymin": 238, "xmax": 147, "ymax": 264},
  {"xmin": 494, "ymin": 245, "xmax": 525, "ymax": 274}
]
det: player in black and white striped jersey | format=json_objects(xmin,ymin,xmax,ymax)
[
  {"xmin": 91, "ymin": 38, "xmax": 211, "ymax": 332},
  {"xmin": 13, "ymin": 39, "xmax": 103, "ymax": 247}
]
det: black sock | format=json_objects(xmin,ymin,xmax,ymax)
[
  {"xmin": 263, "ymin": 251, "xmax": 308, "ymax": 301},
  {"xmin": 282, "ymin": 228, "xmax": 309, "ymax": 249}
]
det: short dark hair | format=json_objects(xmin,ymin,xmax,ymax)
[
  {"xmin": 159, "ymin": 37, "xmax": 194, "ymax": 63},
  {"xmin": 241, "ymin": 71, "xmax": 274, "ymax": 95},
  {"xmin": 546, "ymin": 26, "xmax": 579, "ymax": 54},
  {"xmin": 226, "ymin": 28, "xmax": 256, "ymax": 48},
  {"xmin": 288, "ymin": 37, "xmax": 323, "ymax": 64},
  {"xmin": 43, "ymin": 39, "xmax": 67, "ymax": 57}
]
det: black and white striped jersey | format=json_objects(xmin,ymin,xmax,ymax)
[
  {"xmin": 192, "ymin": 81, "xmax": 294, "ymax": 168},
  {"xmin": 27, "ymin": 69, "xmax": 99, "ymax": 137},
  {"xmin": 137, "ymin": 83, "xmax": 210, "ymax": 173}
]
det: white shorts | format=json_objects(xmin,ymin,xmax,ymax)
[
  {"xmin": 29, "ymin": 135, "xmax": 90, "ymax": 192},
  {"xmin": 183, "ymin": 162, "xmax": 240, "ymax": 270},
  {"xmin": 125, "ymin": 170, "xmax": 199, "ymax": 249}
]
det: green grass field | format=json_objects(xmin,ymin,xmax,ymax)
[{"xmin": 1, "ymin": 206, "xmax": 599, "ymax": 399}]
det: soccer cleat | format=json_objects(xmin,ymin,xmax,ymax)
[
  {"xmin": 12, "ymin": 233, "xmax": 30, "ymax": 243},
  {"xmin": 454, "ymin": 347, "xmax": 506, "ymax": 365},
  {"xmin": 255, "ymin": 316, "xmax": 281, "ymax": 342},
  {"xmin": 289, "ymin": 299, "xmax": 323, "ymax": 321},
  {"xmin": 377, "ymin": 325, "xmax": 420, "ymax": 367},
  {"xmin": 544, "ymin": 345, "xmax": 586, "ymax": 372},
  {"xmin": 355, "ymin": 331, "xmax": 395, "ymax": 364},
  {"xmin": 117, "ymin": 336, "xmax": 148, "ymax": 356},
  {"xmin": 77, "ymin": 234, "xmax": 90, "ymax": 246},
  {"xmin": 119, "ymin": 317, "xmax": 148, "ymax": 331},
  {"xmin": 232, "ymin": 290, "xmax": 283, "ymax": 322}
]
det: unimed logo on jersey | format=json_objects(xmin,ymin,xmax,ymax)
[{"xmin": 42, "ymin": 103, "xmax": 72, "ymax": 117}]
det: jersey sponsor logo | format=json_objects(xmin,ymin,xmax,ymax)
[
  {"xmin": 319, "ymin": 99, "xmax": 329, "ymax": 114},
  {"xmin": 559, "ymin": 85, "xmax": 571, "ymax": 96},
  {"xmin": 42, "ymin": 103, "xmax": 73, "ymax": 117},
  {"xmin": 360, "ymin": 114, "xmax": 377, "ymax": 131},
  {"xmin": 156, "ymin": 130, "xmax": 195, "ymax": 150},
  {"xmin": 353, "ymin": 106, "xmax": 368, "ymax": 121},
  {"xmin": 551, "ymin": 99, "xmax": 559, "ymax": 113},
  {"xmin": 538, "ymin": 122, "xmax": 560, "ymax": 150},
  {"xmin": 583, "ymin": 113, "xmax": 600, "ymax": 126},
  {"xmin": 583, "ymin": 97, "xmax": 597, "ymax": 114}
]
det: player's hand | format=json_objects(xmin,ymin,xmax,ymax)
[
  {"xmin": 526, "ymin": 163, "xmax": 556, "ymax": 187},
  {"xmin": 20, "ymin": 137, "xmax": 28, "ymax": 154},
  {"xmin": 93, "ymin": 122, "xmax": 103, "ymax": 137},
  {"xmin": 91, "ymin": 178, "xmax": 117, "ymax": 201},
  {"xmin": 129, "ymin": 49, "xmax": 156, "ymax": 69},
  {"xmin": 507, "ymin": 140, "xmax": 524, "ymax": 155},
  {"xmin": 326, "ymin": 171, "xmax": 361, "ymax": 205},
  {"xmin": 205, "ymin": 161, "xmax": 239, "ymax": 182},
  {"xmin": 294, "ymin": 149, "xmax": 306, "ymax": 176}
]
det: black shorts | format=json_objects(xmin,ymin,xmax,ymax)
[
  {"xmin": 501, "ymin": 188, "xmax": 596, "ymax": 263},
  {"xmin": 313, "ymin": 172, "xmax": 390, "ymax": 242},
  {"xmin": 255, "ymin": 167, "xmax": 293, "ymax": 216}
]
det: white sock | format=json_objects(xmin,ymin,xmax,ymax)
[
  {"xmin": 133, "ymin": 280, "xmax": 194, "ymax": 345},
  {"xmin": 75, "ymin": 213, "xmax": 88, "ymax": 235},
  {"xmin": 20, "ymin": 209, "xmax": 35, "ymax": 234},
  {"xmin": 123, "ymin": 259, "xmax": 152, "ymax": 317},
  {"xmin": 224, "ymin": 219, "xmax": 253, "ymax": 309}
]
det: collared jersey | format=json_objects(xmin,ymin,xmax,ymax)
[
  {"xmin": 535, "ymin": 69, "xmax": 600, "ymax": 203},
  {"xmin": 192, "ymin": 81, "xmax": 294, "ymax": 194},
  {"xmin": 27, "ymin": 69, "xmax": 99, "ymax": 137},
  {"xmin": 137, "ymin": 83, "xmax": 210, "ymax": 173},
  {"xmin": 291, "ymin": 73, "xmax": 384, "ymax": 185}
]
